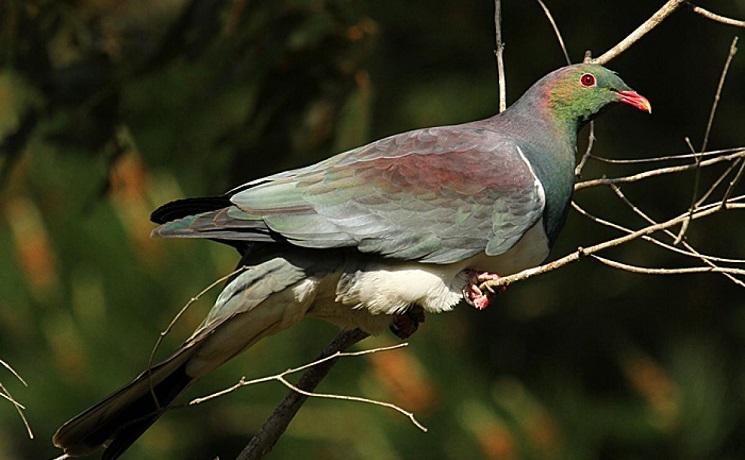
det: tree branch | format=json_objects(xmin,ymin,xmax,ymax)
[
  {"xmin": 686, "ymin": 2, "xmax": 745, "ymax": 28},
  {"xmin": 236, "ymin": 328, "xmax": 370, "ymax": 460},
  {"xmin": 535, "ymin": 0, "xmax": 571, "ymax": 65},
  {"xmin": 702, "ymin": 36, "xmax": 739, "ymax": 152},
  {"xmin": 480, "ymin": 196, "xmax": 745, "ymax": 291},
  {"xmin": 494, "ymin": 0, "xmax": 507, "ymax": 112},
  {"xmin": 592, "ymin": 0, "xmax": 686, "ymax": 64},
  {"xmin": 575, "ymin": 148, "xmax": 745, "ymax": 191}
]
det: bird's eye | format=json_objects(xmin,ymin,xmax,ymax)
[{"xmin": 580, "ymin": 73, "xmax": 596, "ymax": 87}]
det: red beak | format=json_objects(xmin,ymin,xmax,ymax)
[{"xmin": 617, "ymin": 90, "xmax": 652, "ymax": 114}]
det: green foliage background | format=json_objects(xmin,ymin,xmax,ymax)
[{"xmin": 1, "ymin": 1, "xmax": 744, "ymax": 459}]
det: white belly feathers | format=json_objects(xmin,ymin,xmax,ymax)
[{"xmin": 327, "ymin": 218, "xmax": 550, "ymax": 317}]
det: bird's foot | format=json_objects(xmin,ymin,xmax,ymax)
[
  {"xmin": 462, "ymin": 270, "xmax": 505, "ymax": 310},
  {"xmin": 390, "ymin": 305, "xmax": 425, "ymax": 339}
]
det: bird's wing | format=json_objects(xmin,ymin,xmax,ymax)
[{"xmin": 155, "ymin": 125, "xmax": 546, "ymax": 264}]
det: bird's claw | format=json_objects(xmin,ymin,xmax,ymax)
[{"xmin": 462, "ymin": 270, "xmax": 505, "ymax": 310}]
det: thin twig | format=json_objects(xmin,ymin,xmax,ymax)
[
  {"xmin": 494, "ymin": 0, "xmax": 507, "ymax": 112},
  {"xmin": 589, "ymin": 254, "xmax": 745, "ymax": 277},
  {"xmin": 590, "ymin": 146, "xmax": 745, "ymax": 164},
  {"xmin": 686, "ymin": 3, "xmax": 745, "ymax": 28},
  {"xmin": 192, "ymin": 342, "xmax": 409, "ymax": 405},
  {"xmin": 696, "ymin": 160, "xmax": 741, "ymax": 206},
  {"xmin": 676, "ymin": 35, "xmax": 736, "ymax": 240},
  {"xmin": 592, "ymin": 0, "xmax": 686, "ymax": 64},
  {"xmin": 480, "ymin": 196, "xmax": 745, "ymax": 291},
  {"xmin": 236, "ymin": 329, "xmax": 373, "ymax": 460},
  {"xmin": 275, "ymin": 376, "xmax": 427, "ymax": 432},
  {"xmin": 0, "ymin": 382, "xmax": 33, "ymax": 439},
  {"xmin": 197, "ymin": 341, "xmax": 427, "ymax": 435},
  {"xmin": 571, "ymin": 200, "xmax": 745, "ymax": 266},
  {"xmin": 575, "ymin": 149, "xmax": 745, "ymax": 190},
  {"xmin": 702, "ymin": 36, "xmax": 739, "ymax": 152},
  {"xmin": 535, "ymin": 0, "xmax": 571, "ymax": 65},
  {"xmin": 0, "ymin": 390, "xmax": 26, "ymax": 409},
  {"xmin": 613, "ymin": 186, "xmax": 745, "ymax": 273},
  {"xmin": 674, "ymin": 137, "xmax": 702, "ymax": 244},
  {"xmin": 0, "ymin": 358, "xmax": 27, "ymax": 386},
  {"xmin": 721, "ymin": 159, "xmax": 745, "ymax": 209},
  {"xmin": 576, "ymin": 122, "xmax": 595, "ymax": 177},
  {"xmin": 609, "ymin": 184, "xmax": 745, "ymax": 288}
]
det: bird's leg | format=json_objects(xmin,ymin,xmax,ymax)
[
  {"xmin": 390, "ymin": 304, "xmax": 425, "ymax": 339},
  {"xmin": 462, "ymin": 270, "xmax": 505, "ymax": 310}
]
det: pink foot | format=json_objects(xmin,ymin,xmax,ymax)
[{"xmin": 462, "ymin": 270, "xmax": 504, "ymax": 310}]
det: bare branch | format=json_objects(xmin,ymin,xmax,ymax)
[
  {"xmin": 576, "ymin": 122, "xmax": 595, "ymax": 177},
  {"xmin": 575, "ymin": 149, "xmax": 745, "ymax": 191},
  {"xmin": 674, "ymin": 138, "xmax": 701, "ymax": 244},
  {"xmin": 480, "ymin": 195, "xmax": 745, "ymax": 291},
  {"xmin": 494, "ymin": 0, "xmax": 507, "ymax": 112},
  {"xmin": 274, "ymin": 376, "xmax": 427, "ymax": 432},
  {"xmin": 571, "ymin": 200, "xmax": 745, "ymax": 266},
  {"xmin": 590, "ymin": 146, "xmax": 745, "ymax": 164},
  {"xmin": 0, "ymin": 358, "xmax": 28, "ymax": 387},
  {"xmin": 592, "ymin": 0, "xmax": 686, "ymax": 64},
  {"xmin": 589, "ymin": 254, "xmax": 745, "ymax": 277},
  {"xmin": 686, "ymin": 3, "xmax": 745, "ymax": 28},
  {"xmin": 609, "ymin": 184, "xmax": 745, "ymax": 288},
  {"xmin": 609, "ymin": 184, "xmax": 745, "ymax": 265},
  {"xmin": 721, "ymin": 159, "xmax": 745, "ymax": 209},
  {"xmin": 192, "ymin": 342, "xmax": 409, "ymax": 405},
  {"xmin": 535, "ymin": 0, "xmax": 571, "ymax": 65},
  {"xmin": 236, "ymin": 328, "xmax": 373, "ymax": 460},
  {"xmin": 0, "ymin": 382, "xmax": 33, "ymax": 439},
  {"xmin": 196, "ymin": 340, "xmax": 428, "ymax": 439},
  {"xmin": 702, "ymin": 36, "xmax": 739, "ymax": 152}
]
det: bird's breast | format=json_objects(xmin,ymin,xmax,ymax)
[{"xmin": 465, "ymin": 219, "xmax": 550, "ymax": 274}]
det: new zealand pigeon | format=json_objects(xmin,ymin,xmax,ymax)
[{"xmin": 53, "ymin": 63, "xmax": 651, "ymax": 459}]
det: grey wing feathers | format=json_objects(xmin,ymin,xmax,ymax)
[{"xmin": 153, "ymin": 124, "xmax": 546, "ymax": 264}]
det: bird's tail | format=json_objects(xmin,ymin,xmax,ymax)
[
  {"xmin": 52, "ymin": 346, "xmax": 195, "ymax": 460},
  {"xmin": 52, "ymin": 254, "xmax": 322, "ymax": 459}
]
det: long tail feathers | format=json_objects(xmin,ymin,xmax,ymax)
[
  {"xmin": 149, "ymin": 196, "xmax": 279, "ymax": 245},
  {"xmin": 52, "ymin": 348, "xmax": 194, "ymax": 459},
  {"xmin": 53, "ymin": 254, "xmax": 318, "ymax": 458}
]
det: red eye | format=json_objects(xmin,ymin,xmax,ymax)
[{"xmin": 580, "ymin": 73, "xmax": 596, "ymax": 87}]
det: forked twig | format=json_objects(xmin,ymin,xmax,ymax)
[
  {"xmin": 480, "ymin": 196, "xmax": 745, "ymax": 291},
  {"xmin": 0, "ymin": 382, "xmax": 33, "ymax": 439},
  {"xmin": 589, "ymin": 254, "xmax": 745, "ymax": 277},
  {"xmin": 193, "ymin": 341, "xmax": 427, "ymax": 433},
  {"xmin": 575, "ymin": 149, "xmax": 745, "ymax": 191},
  {"xmin": 721, "ymin": 160, "xmax": 745, "ymax": 209},
  {"xmin": 674, "ymin": 138, "xmax": 702, "ymax": 244}
]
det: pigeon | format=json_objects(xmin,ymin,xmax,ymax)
[{"xmin": 53, "ymin": 63, "xmax": 651, "ymax": 459}]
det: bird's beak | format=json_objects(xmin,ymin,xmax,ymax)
[{"xmin": 617, "ymin": 90, "xmax": 652, "ymax": 114}]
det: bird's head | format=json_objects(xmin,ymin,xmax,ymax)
[{"xmin": 542, "ymin": 63, "xmax": 651, "ymax": 125}]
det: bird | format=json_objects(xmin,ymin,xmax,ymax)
[{"xmin": 53, "ymin": 63, "xmax": 651, "ymax": 459}]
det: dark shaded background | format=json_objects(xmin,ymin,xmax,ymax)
[{"xmin": 1, "ymin": 1, "xmax": 744, "ymax": 459}]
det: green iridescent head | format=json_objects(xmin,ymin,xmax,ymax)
[{"xmin": 540, "ymin": 63, "xmax": 651, "ymax": 125}]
